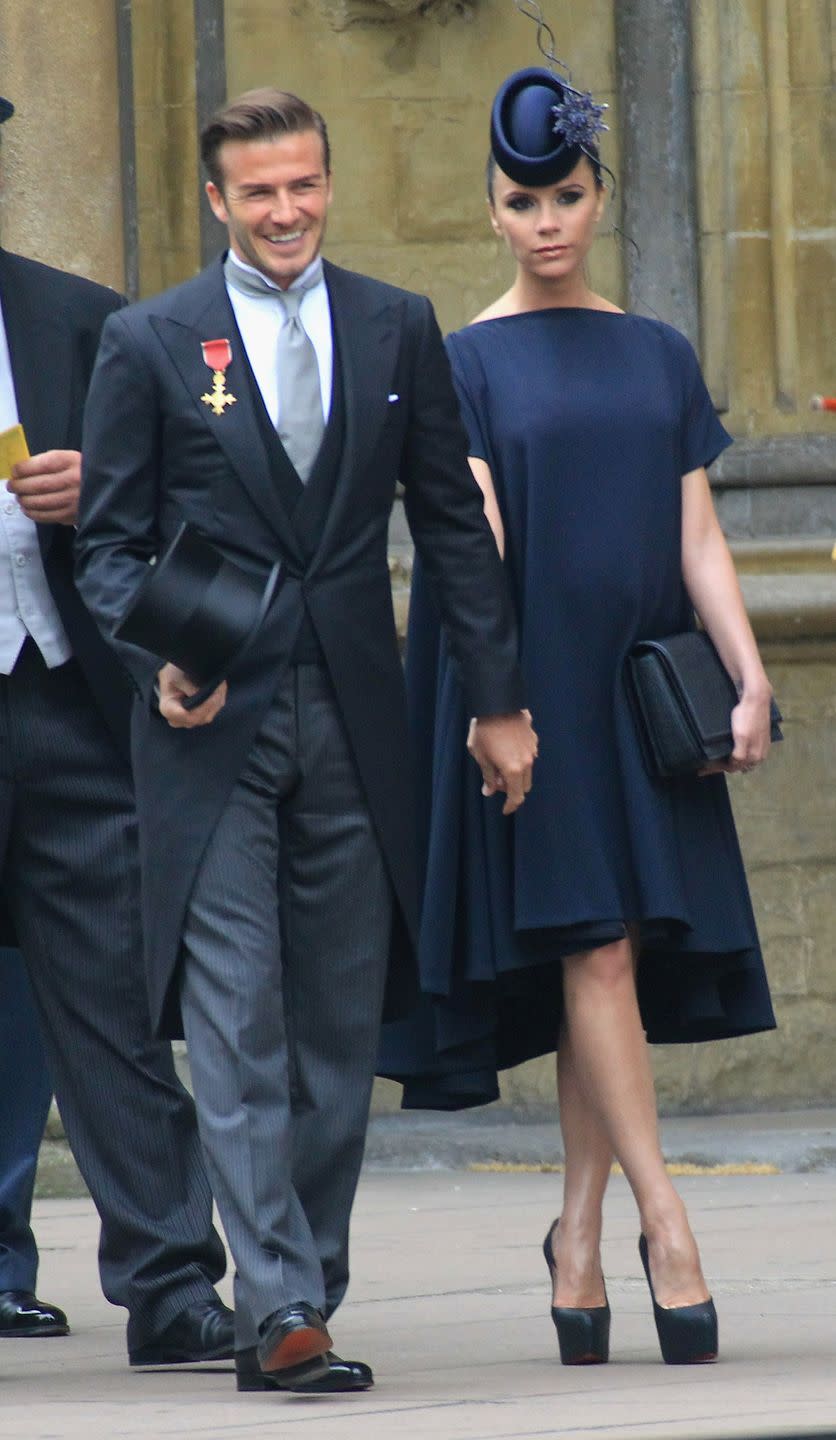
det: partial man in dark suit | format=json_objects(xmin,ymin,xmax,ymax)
[
  {"xmin": 76, "ymin": 88, "xmax": 536, "ymax": 1395},
  {"xmin": 0, "ymin": 945, "xmax": 66, "ymax": 1336},
  {"xmin": 0, "ymin": 93, "xmax": 234, "ymax": 1362}
]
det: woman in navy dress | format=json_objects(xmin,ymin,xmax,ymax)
[{"xmin": 380, "ymin": 66, "xmax": 777, "ymax": 1367}]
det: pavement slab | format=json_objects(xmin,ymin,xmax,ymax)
[{"xmin": 4, "ymin": 1168, "xmax": 836, "ymax": 1440}]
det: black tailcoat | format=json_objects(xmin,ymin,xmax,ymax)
[
  {"xmin": 0, "ymin": 251, "xmax": 229, "ymax": 1318},
  {"xmin": 76, "ymin": 257, "xmax": 523, "ymax": 1038},
  {"xmin": 0, "ymin": 249, "xmax": 131, "ymax": 760}
]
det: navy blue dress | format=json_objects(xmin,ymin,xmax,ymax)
[{"xmin": 379, "ymin": 309, "xmax": 775, "ymax": 1109}]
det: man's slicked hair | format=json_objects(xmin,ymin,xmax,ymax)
[{"xmin": 200, "ymin": 87, "xmax": 331, "ymax": 190}]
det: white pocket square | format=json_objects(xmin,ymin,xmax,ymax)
[{"xmin": 388, "ymin": 393, "xmax": 400, "ymax": 403}]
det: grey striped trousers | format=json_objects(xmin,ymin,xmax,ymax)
[{"xmin": 180, "ymin": 663, "xmax": 393, "ymax": 1349}]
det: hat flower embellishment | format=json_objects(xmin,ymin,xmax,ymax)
[{"xmin": 551, "ymin": 86, "xmax": 609, "ymax": 151}]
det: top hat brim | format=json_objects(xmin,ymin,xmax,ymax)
[
  {"xmin": 0, "ymin": 97, "xmax": 14, "ymax": 125},
  {"xmin": 114, "ymin": 521, "xmax": 282, "ymax": 709},
  {"xmin": 490, "ymin": 66, "xmax": 582, "ymax": 188}
]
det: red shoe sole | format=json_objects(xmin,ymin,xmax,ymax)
[{"xmin": 261, "ymin": 1325, "xmax": 332, "ymax": 1373}]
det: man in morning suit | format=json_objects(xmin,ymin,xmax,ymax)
[
  {"xmin": 0, "ymin": 93, "xmax": 234, "ymax": 1362},
  {"xmin": 75, "ymin": 88, "xmax": 537, "ymax": 1395}
]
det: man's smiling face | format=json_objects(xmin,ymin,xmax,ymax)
[{"xmin": 206, "ymin": 129, "xmax": 333, "ymax": 290}]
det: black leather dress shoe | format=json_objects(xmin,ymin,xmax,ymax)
[
  {"xmin": 128, "ymin": 1295, "xmax": 234, "ymax": 1365},
  {"xmin": 256, "ymin": 1301, "xmax": 331, "ymax": 1379},
  {"xmin": 0, "ymin": 1291, "xmax": 69, "ymax": 1338},
  {"xmin": 236, "ymin": 1346, "xmax": 373, "ymax": 1393}
]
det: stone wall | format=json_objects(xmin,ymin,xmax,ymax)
[
  {"xmin": 0, "ymin": 1, "xmax": 124, "ymax": 289},
  {"xmin": 221, "ymin": 0, "xmax": 834, "ymax": 450},
  {"xmin": 693, "ymin": 0, "xmax": 835, "ymax": 436},
  {"xmin": 2, "ymin": 2, "xmax": 832, "ymax": 440}
]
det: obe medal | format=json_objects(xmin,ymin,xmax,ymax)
[{"xmin": 200, "ymin": 339, "xmax": 237, "ymax": 416}]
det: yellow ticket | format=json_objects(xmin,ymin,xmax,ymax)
[{"xmin": 0, "ymin": 423, "xmax": 29, "ymax": 481}]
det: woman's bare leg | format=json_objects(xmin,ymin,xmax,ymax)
[
  {"xmin": 549, "ymin": 1022, "xmax": 612, "ymax": 1307},
  {"xmin": 561, "ymin": 936, "xmax": 709, "ymax": 1307}
]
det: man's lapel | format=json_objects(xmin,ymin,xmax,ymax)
[
  {"xmin": 151, "ymin": 260, "xmax": 304, "ymax": 566},
  {"xmin": 312, "ymin": 260, "xmax": 401, "ymax": 568},
  {"xmin": 0, "ymin": 249, "xmax": 73, "ymax": 458}
]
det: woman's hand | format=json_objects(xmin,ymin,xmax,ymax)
[
  {"xmin": 699, "ymin": 685, "xmax": 773, "ymax": 777},
  {"xmin": 467, "ymin": 708, "xmax": 538, "ymax": 813}
]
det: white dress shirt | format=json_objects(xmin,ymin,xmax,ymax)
[
  {"xmin": 224, "ymin": 250, "xmax": 333, "ymax": 427},
  {"xmin": 0, "ymin": 295, "xmax": 72, "ymax": 673}
]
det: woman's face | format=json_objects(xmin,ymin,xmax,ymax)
[{"xmin": 489, "ymin": 155, "xmax": 605, "ymax": 282}]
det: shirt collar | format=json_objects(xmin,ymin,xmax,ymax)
[{"xmin": 226, "ymin": 248, "xmax": 325, "ymax": 296}]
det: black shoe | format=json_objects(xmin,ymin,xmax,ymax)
[
  {"xmin": 0, "ymin": 1291, "xmax": 69, "ymax": 1338},
  {"xmin": 236, "ymin": 1345, "xmax": 373, "ymax": 1393},
  {"xmin": 638, "ymin": 1234, "xmax": 718, "ymax": 1364},
  {"xmin": 543, "ymin": 1219, "xmax": 610, "ymax": 1365},
  {"xmin": 128, "ymin": 1295, "xmax": 234, "ymax": 1366},
  {"xmin": 257, "ymin": 1301, "xmax": 332, "ymax": 1379}
]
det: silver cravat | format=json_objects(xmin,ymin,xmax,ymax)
[{"xmin": 224, "ymin": 256, "xmax": 325, "ymax": 483}]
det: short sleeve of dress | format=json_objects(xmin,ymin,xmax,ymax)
[
  {"xmin": 444, "ymin": 332, "xmax": 490, "ymax": 464},
  {"xmin": 675, "ymin": 330, "xmax": 733, "ymax": 475}
]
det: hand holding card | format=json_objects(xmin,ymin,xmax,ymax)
[
  {"xmin": 3, "ymin": 426, "xmax": 82, "ymax": 526},
  {"xmin": 0, "ymin": 422, "xmax": 30, "ymax": 480}
]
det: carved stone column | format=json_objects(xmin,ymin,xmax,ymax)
[
  {"xmin": 115, "ymin": 0, "xmax": 139, "ymax": 300},
  {"xmin": 115, "ymin": 0, "xmax": 227, "ymax": 295},
  {"xmin": 615, "ymin": 0, "xmax": 700, "ymax": 349},
  {"xmin": 194, "ymin": 0, "xmax": 227, "ymax": 268}
]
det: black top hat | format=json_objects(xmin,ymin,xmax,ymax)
[
  {"xmin": 115, "ymin": 522, "xmax": 282, "ymax": 709},
  {"xmin": 0, "ymin": 96, "xmax": 14, "ymax": 125},
  {"xmin": 490, "ymin": 66, "xmax": 584, "ymax": 188}
]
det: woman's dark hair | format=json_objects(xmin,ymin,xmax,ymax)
[
  {"xmin": 486, "ymin": 145, "xmax": 604, "ymax": 203},
  {"xmin": 200, "ymin": 87, "xmax": 331, "ymax": 191}
]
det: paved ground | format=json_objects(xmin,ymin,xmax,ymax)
[
  {"xmin": 35, "ymin": 1106, "xmax": 836, "ymax": 1198},
  {"xmin": 362, "ymin": 1106, "xmax": 836, "ymax": 1175},
  {"xmin": 8, "ymin": 1112, "xmax": 836, "ymax": 1440}
]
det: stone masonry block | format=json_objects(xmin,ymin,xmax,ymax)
[
  {"xmin": 226, "ymin": 0, "xmax": 443, "ymax": 101},
  {"xmin": 790, "ymin": 86, "xmax": 836, "ymax": 229},
  {"xmin": 724, "ymin": 91, "xmax": 770, "ymax": 234},
  {"xmin": 392, "ymin": 100, "xmax": 496, "ymax": 242}
]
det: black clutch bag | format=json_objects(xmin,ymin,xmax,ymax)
[{"xmin": 626, "ymin": 630, "xmax": 783, "ymax": 779}]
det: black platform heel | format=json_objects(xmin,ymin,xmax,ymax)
[
  {"xmin": 638, "ymin": 1233, "xmax": 718, "ymax": 1364},
  {"xmin": 542, "ymin": 1219, "xmax": 610, "ymax": 1365}
]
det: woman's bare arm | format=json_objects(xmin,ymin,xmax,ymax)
[{"xmin": 469, "ymin": 456, "xmax": 505, "ymax": 558}]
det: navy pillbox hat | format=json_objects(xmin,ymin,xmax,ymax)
[{"xmin": 490, "ymin": 67, "xmax": 583, "ymax": 187}]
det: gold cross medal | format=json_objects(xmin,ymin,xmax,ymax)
[{"xmin": 200, "ymin": 338, "xmax": 237, "ymax": 416}]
